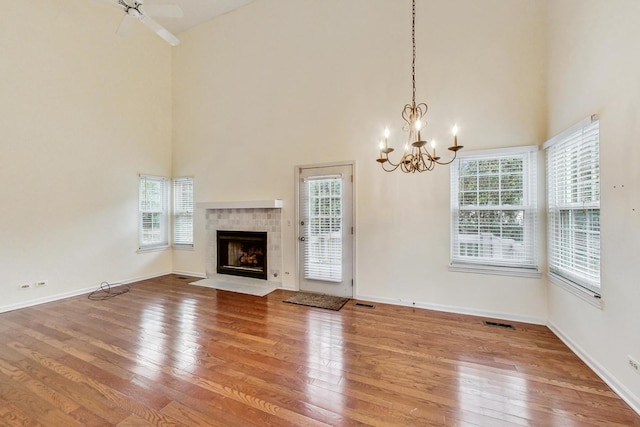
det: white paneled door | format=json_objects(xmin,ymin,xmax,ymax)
[{"xmin": 298, "ymin": 164, "xmax": 354, "ymax": 298}]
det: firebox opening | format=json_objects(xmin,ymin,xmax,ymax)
[{"xmin": 217, "ymin": 230, "xmax": 268, "ymax": 280}]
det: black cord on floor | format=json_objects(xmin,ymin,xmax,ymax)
[{"xmin": 88, "ymin": 281, "xmax": 130, "ymax": 301}]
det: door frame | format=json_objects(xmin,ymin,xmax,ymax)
[{"xmin": 295, "ymin": 161, "xmax": 356, "ymax": 297}]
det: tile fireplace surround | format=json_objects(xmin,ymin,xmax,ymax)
[{"xmin": 198, "ymin": 200, "xmax": 282, "ymax": 285}]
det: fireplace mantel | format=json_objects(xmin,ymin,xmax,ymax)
[{"xmin": 196, "ymin": 200, "xmax": 283, "ymax": 210}]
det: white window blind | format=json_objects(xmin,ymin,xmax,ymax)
[
  {"xmin": 173, "ymin": 177, "xmax": 194, "ymax": 247},
  {"xmin": 451, "ymin": 146, "xmax": 538, "ymax": 271},
  {"xmin": 302, "ymin": 175, "xmax": 343, "ymax": 282},
  {"xmin": 139, "ymin": 175, "xmax": 169, "ymax": 250},
  {"xmin": 545, "ymin": 116, "xmax": 600, "ymax": 293}
]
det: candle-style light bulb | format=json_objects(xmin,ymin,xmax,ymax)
[
  {"xmin": 414, "ymin": 120, "xmax": 423, "ymax": 143},
  {"xmin": 382, "ymin": 127, "xmax": 391, "ymax": 150},
  {"xmin": 452, "ymin": 124, "xmax": 459, "ymax": 147},
  {"xmin": 431, "ymin": 140, "xmax": 437, "ymax": 158},
  {"xmin": 377, "ymin": 140, "xmax": 386, "ymax": 161}
]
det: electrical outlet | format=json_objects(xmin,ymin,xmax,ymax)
[
  {"xmin": 628, "ymin": 355, "xmax": 640, "ymax": 374},
  {"xmin": 35, "ymin": 280, "xmax": 47, "ymax": 288},
  {"xmin": 19, "ymin": 283, "xmax": 31, "ymax": 289}
]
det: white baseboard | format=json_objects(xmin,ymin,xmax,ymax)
[
  {"xmin": 547, "ymin": 321, "xmax": 640, "ymax": 416},
  {"xmin": 0, "ymin": 271, "xmax": 171, "ymax": 314},
  {"xmin": 354, "ymin": 293, "xmax": 546, "ymax": 325},
  {"xmin": 172, "ymin": 270, "xmax": 207, "ymax": 279}
]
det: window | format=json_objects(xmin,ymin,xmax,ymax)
[
  {"xmin": 138, "ymin": 175, "xmax": 169, "ymax": 250},
  {"xmin": 450, "ymin": 146, "xmax": 538, "ymax": 274},
  {"xmin": 545, "ymin": 115, "xmax": 600, "ymax": 294},
  {"xmin": 173, "ymin": 177, "xmax": 194, "ymax": 248}
]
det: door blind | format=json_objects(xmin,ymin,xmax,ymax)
[{"xmin": 302, "ymin": 175, "xmax": 343, "ymax": 282}]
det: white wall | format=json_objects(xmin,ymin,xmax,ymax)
[
  {"xmin": 0, "ymin": 0, "xmax": 173, "ymax": 311},
  {"xmin": 546, "ymin": 0, "xmax": 640, "ymax": 411},
  {"xmin": 172, "ymin": 0, "xmax": 548, "ymax": 322}
]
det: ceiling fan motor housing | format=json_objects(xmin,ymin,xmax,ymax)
[{"xmin": 124, "ymin": 1, "xmax": 143, "ymax": 17}]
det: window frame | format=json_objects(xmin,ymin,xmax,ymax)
[
  {"xmin": 544, "ymin": 115, "xmax": 601, "ymax": 299},
  {"xmin": 172, "ymin": 176, "xmax": 194, "ymax": 249},
  {"xmin": 450, "ymin": 145, "xmax": 539, "ymax": 277},
  {"xmin": 138, "ymin": 174, "xmax": 169, "ymax": 252}
]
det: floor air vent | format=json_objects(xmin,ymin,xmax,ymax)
[
  {"xmin": 483, "ymin": 321, "xmax": 515, "ymax": 330},
  {"xmin": 354, "ymin": 302, "xmax": 375, "ymax": 309}
]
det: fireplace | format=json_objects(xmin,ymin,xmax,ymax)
[
  {"xmin": 203, "ymin": 206, "xmax": 282, "ymax": 283},
  {"xmin": 217, "ymin": 230, "xmax": 268, "ymax": 280}
]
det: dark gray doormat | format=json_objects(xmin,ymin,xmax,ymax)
[{"xmin": 283, "ymin": 292, "xmax": 350, "ymax": 311}]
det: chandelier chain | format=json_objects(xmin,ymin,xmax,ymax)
[{"xmin": 411, "ymin": 0, "xmax": 416, "ymax": 107}]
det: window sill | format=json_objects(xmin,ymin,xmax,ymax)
[
  {"xmin": 173, "ymin": 244, "xmax": 195, "ymax": 251},
  {"xmin": 449, "ymin": 262, "xmax": 542, "ymax": 279},
  {"xmin": 137, "ymin": 245, "xmax": 169, "ymax": 254},
  {"xmin": 548, "ymin": 273, "xmax": 602, "ymax": 309}
]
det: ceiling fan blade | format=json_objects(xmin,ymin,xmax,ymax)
[
  {"xmin": 117, "ymin": 14, "xmax": 137, "ymax": 37},
  {"xmin": 140, "ymin": 4, "xmax": 183, "ymax": 18},
  {"xmin": 89, "ymin": 0, "xmax": 125, "ymax": 9},
  {"xmin": 139, "ymin": 15, "xmax": 181, "ymax": 46}
]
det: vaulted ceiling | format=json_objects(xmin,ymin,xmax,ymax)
[{"xmin": 152, "ymin": 0, "xmax": 254, "ymax": 35}]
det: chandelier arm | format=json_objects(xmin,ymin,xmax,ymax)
[
  {"xmin": 383, "ymin": 155, "xmax": 405, "ymax": 168},
  {"xmin": 383, "ymin": 148, "xmax": 458, "ymax": 173},
  {"xmin": 402, "ymin": 103, "xmax": 415, "ymax": 124},
  {"xmin": 416, "ymin": 103, "xmax": 428, "ymax": 118},
  {"xmin": 381, "ymin": 161, "xmax": 401, "ymax": 172},
  {"xmin": 418, "ymin": 157, "xmax": 432, "ymax": 172},
  {"xmin": 400, "ymin": 156, "xmax": 412, "ymax": 173},
  {"xmin": 432, "ymin": 151, "xmax": 459, "ymax": 165},
  {"xmin": 418, "ymin": 153, "xmax": 432, "ymax": 172},
  {"xmin": 420, "ymin": 147, "xmax": 432, "ymax": 160}
]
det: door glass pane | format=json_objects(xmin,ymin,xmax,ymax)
[{"xmin": 304, "ymin": 177, "xmax": 342, "ymax": 282}]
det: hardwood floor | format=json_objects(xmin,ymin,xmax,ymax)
[{"xmin": 0, "ymin": 275, "xmax": 638, "ymax": 426}]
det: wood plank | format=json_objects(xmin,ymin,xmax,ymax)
[{"xmin": 0, "ymin": 274, "xmax": 637, "ymax": 426}]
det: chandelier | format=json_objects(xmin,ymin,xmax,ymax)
[{"xmin": 376, "ymin": 0, "xmax": 463, "ymax": 173}]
